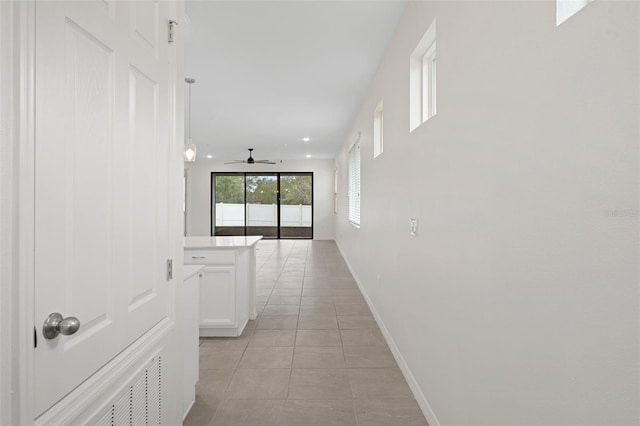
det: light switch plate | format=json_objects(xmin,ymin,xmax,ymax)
[{"xmin": 410, "ymin": 218, "xmax": 417, "ymax": 236}]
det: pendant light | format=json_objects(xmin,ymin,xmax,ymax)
[{"xmin": 184, "ymin": 77, "xmax": 197, "ymax": 162}]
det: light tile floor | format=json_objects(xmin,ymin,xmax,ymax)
[{"xmin": 184, "ymin": 240, "xmax": 428, "ymax": 426}]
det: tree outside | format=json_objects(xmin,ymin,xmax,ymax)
[
  {"xmin": 214, "ymin": 174, "xmax": 312, "ymax": 205},
  {"xmin": 280, "ymin": 175, "xmax": 312, "ymax": 206},
  {"xmin": 214, "ymin": 175, "xmax": 244, "ymax": 203},
  {"xmin": 246, "ymin": 175, "xmax": 277, "ymax": 205}
]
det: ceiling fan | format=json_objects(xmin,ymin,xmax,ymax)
[{"xmin": 225, "ymin": 148, "xmax": 277, "ymax": 165}]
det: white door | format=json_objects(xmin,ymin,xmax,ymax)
[{"xmin": 34, "ymin": 1, "xmax": 173, "ymax": 416}]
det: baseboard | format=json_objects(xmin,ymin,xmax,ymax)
[
  {"xmin": 335, "ymin": 241, "xmax": 441, "ymax": 426},
  {"xmin": 183, "ymin": 398, "xmax": 195, "ymax": 421}
]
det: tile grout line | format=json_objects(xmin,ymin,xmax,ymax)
[{"xmin": 191, "ymin": 241, "xmax": 425, "ymax": 425}]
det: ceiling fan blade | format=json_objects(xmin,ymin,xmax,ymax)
[{"xmin": 226, "ymin": 150, "xmax": 276, "ymax": 165}]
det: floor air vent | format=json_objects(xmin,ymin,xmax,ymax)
[{"xmin": 94, "ymin": 356, "xmax": 162, "ymax": 426}]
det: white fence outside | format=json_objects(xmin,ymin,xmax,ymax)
[{"xmin": 215, "ymin": 203, "xmax": 311, "ymax": 227}]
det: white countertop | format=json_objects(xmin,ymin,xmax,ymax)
[
  {"xmin": 183, "ymin": 265, "xmax": 204, "ymax": 280},
  {"xmin": 184, "ymin": 236, "xmax": 263, "ymax": 249}
]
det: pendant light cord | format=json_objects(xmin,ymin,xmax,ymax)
[
  {"xmin": 183, "ymin": 77, "xmax": 197, "ymax": 161},
  {"xmin": 185, "ymin": 77, "xmax": 196, "ymax": 141}
]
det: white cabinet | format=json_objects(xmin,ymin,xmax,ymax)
[
  {"xmin": 184, "ymin": 241, "xmax": 259, "ymax": 337},
  {"xmin": 182, "ymin": 265, "xmax": 203, "ymax": 420},
  {"xmin": 184, "ymin": 236, "xmax": 261, "ymax": 337},
  {"xmin": 199, "ymin": 265, "xmax": 237, "ymax": 329}
]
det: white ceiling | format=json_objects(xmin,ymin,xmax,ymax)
[{"xmin": 184, "ymin": 0, "xmax": 406, "ymax": 162}]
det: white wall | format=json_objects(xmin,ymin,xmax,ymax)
[
  {"xmin": 185, "ymin": 159, "xmax": 335, "ymax": 239},
  {"xmin": 335, "ymin": 1, "xmax": 639, "ymax": 425}
]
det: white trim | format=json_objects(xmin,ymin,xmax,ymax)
[
  {"xmin": 373, "ymin": 100, "xmax": 383, "ymax": 158},
  {"xmin": 347, "ymin": 131, "xmax": 361, "ymax": 153},
  {"xmin": 18, "ymin": 1, "xmax": 36, "ymax": 422},
  {"xmin": 335, "ymin": 240, "xmax": 441, "ymax": 426},
  {"xmin": 557, "ymin": 0, "xmax": 593, "ymax": 25},
  {"xmin": 1, "ymin": 1, "xmax": 36, "ymax": 425},
  {"xmin": 35, "ymin": 320, "xmax": 173, "ymax": 426},
  {"xmin": 421, "ymin": 41, "xmax": 436, "ymax": 122},
  {"xmin": 0, "ymin": 4, "xmax": 14, "ymax": 424}
]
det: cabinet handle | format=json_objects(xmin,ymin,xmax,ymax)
[{"xmin": 191, "ymin": 256, "xmax": 205, "ymax": 259}]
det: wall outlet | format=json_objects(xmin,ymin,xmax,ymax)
[{"xmin": 410, "ymin": 218, "xmax": 418, "ymax": 236}]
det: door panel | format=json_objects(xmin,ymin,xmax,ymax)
[
  {"xmin": 128, "ymin": 66, "xmax": 159, "ymax": 309},
  {"xmin": 131, "ymin": 1, "xmax": 158, "ymax": 53},
  {"xmin": 280, "ymin": 174, "xmax": 313, "ymax": 239},
  {"xmin": 64, "ymin": 17, "xmax": 115, "ymax": 336},
  {"xmin": 35, "ymin": 0, "xmax": 172, "ymax": 416},
  {"xmin": 126, "ymin": 57, "xmax": 169, "ymax": 340}
]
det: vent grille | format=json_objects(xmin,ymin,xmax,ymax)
[
  {"xmin": 148, "ymin": 357, "xmax": 161, "ymax": 425},
  {"xmin": 114, "ymin": 391, "xmax": 130, "ymax": 425},
  {"xmin": 95, "ymin": 407, "xmax": 112, "ymax": 426},
  {"xmin": 92, "ymin": 356, "xmax": 162, "ymax": 426}
]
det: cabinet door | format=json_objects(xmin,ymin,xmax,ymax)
[{"xmin": 200, "ymin": 265, "xmax": 236, "ymax": 328}]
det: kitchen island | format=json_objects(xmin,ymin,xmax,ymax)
[{"xmin": 184, "ymin": 236, "xmax": 262, "ymax": 337}]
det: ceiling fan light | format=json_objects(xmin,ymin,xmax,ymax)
[{"xmin": 184, "ymin": 140, "xmax": 197, "ymax": 162}]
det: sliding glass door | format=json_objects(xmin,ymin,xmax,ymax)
[
  {"xmin": 280, "ymin": 173, "xmax": 313, "ymax": 238},
  {"xmin": 212, "ymin": 172, "xmax": 313, "ymax": 239},
  {"xmin": 245, "ymin": 174, "xmax": 278, "ymax": 238},
  {"xmin": 213, "ymin": 173, "xmax": 245, "ymax": 236}
]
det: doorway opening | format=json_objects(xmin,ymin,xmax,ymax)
[{"xmin": 211, "ymin": 172, "xmax": 313, "ymax": 239}]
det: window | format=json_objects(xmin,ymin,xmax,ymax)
[
  {"xmin": 348, "ymin": 139, "xmax": 361, "ymax": 226},
  {"xmin": 333, "ymin": 168, "xmax": 338, "ymax": 214},
  {"xmin": 421, "ymin": 42, "xmax": 436, "ymax": 121},
  {"xmin": 410, "ymin": 19, "xmax": 437, "ymax": 132},
  {"xmin": 557, "ymin": 0, "xmax": 593, "ymax": 25},
  {"xmin": 373, "ymin": 100, "xmax": 384, "ymax": 158}
]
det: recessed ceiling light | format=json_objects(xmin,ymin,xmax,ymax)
[
  {"xmin": 206, "ymin": 155, "xmax": 213, "ymax": 159},
  {"xmin": 302, "ymin": 137, "xmax": 310, "ymax": 142},
  {"xmin": 306, "ymin": 154, "xmax": 311, "ymax": 158}
]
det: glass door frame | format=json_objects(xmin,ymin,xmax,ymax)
[
  {"xmin": 210, "ymin": 172, "xmax": 246, "ymax": 237},
  {"xmin": 210, "ymin": 172, "xmax": 314, "ymax": 239}
]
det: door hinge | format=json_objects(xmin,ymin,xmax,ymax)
[
  {"xmin": 167, "ymin": 259, "xmax": 173, "ymax": 280},
  {"xmin": 168, "ymin": 20, "xmax": 178, "ymax": 43}
]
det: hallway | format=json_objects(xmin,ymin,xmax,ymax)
[{"xmin": 184, "ymin": 240, "xmax": 428, "ymax": 426}]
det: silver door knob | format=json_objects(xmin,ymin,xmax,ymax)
[{"xmin": 43, "ymin": 313, "xmax": 80, "ymax": 340}]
